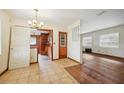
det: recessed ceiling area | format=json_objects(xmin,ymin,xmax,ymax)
[{"xmin": 6, "ymin": 9, "xmax": 124, "ymax": 27}]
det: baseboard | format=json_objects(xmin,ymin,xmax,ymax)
[
  {"xmin": 0, "ymin": 68, "xmax": 8, "ymax": 76},
  {"xmin": 68, "ymin": 57, "xmax": 81, "ymax": 64},
  {"xmin": 86, "ymin": 52, "xmax": 124, "ymax": 60},
  {"xmin": 30, "ymin": 62, "xmax": 38, "ymax": 64},
  {"xmin": 53, "ymin": 58, "xmax": 59, "ymax": 61}
]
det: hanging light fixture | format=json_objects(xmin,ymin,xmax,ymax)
[{"xmin": 28, "ymin": 9, "xmax": 44, "ymax": 29}]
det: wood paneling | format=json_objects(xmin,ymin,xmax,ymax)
[{"xmin": 66, "ymin": 53, "xmax": 124, "ymax": 84}]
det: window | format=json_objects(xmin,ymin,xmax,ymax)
[
  {"xmin": 82, "ymin": 36, "xmax": 92, "ymax": 47},
  {"xmin": 30, "ymin": 37, "xmax": 36, "ymax": 45},
  {"xmin": 0, "ymin": 21, "xmax": 1, "ymax": 55},
  {"xmin": 100, "ymin": 33, "xmax": 119, "ymax": 48},
  {"xmin": 60, "ymin": 34, "xmax": 66, "ymax": 47},
  {"xmin": 72, "ymin": 25, "xmax": 80, "ymax": 41}
]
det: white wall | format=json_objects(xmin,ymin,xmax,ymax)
[
  {"xmin": 69, "ymin": 11, "xmax": 124, "ymax": 62},
  {"xmin": 0, "ymin": 10, "xmax": 10, "ymax": 74},
  {"xmin": 68, "ymin": 20, "xmax": 81, "ymax": 63},
  {"xmin": 81, "ymin": 10, "xmax": 124, "ymax": 34},
  {"xmin": 82, "ymin": 25, "xmax": 124, "ymax": 58},
  {"xmin": 11, "ymin": 18, "xmax": 67, "ymax": 59}
]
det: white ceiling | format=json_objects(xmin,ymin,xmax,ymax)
[{"xmin": 5, "ymin": 9, "xmax": 124, "ymax": 26}]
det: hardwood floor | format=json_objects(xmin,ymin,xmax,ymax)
[{"xmin": 65, "ymin": 53, "xmax": 124, "ymax": 84}]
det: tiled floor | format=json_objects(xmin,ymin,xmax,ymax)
[{"xmin": 0, "ymin": 55, "xmax": 79, "ymax": 84}]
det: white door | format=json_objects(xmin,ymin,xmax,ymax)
[{"xmin": 9, "ymin": 26, "xmax": 30, "ymax": 70}]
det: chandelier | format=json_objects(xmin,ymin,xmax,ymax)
[{"xmin": 28, "ymin": 9, "xmax": 44, "ymax": 29}]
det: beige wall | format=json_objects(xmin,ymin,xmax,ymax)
[
  {"xmin": 11, "ymin": 18, "xmax": 67, "ymax": 59},
  {"xmin": 0, "ymin": 20, "xmax": 1, "ymax": 55},
  {"xmin": 0, "ymin": 10, "xmax": 10, "ymax": 74},
  {"xmin": 82, "ymin": 25, "xmax": 124, "ymax": 58}
]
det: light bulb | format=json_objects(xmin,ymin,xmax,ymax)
[
  {"xmin": 39, "ymin": 22, "xmax": 44, "ymax": 26},
  {"xmin": 32, "ymin": 19, "xmax": 37, "ymax": 24},
  {"xmin": 28, "ymin": 20, "xmax": 32, "ymax": 25}
]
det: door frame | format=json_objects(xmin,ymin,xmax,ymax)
[
  {"xmin": 59, "ymin": 32, "xmax": 67, "ymax": 59},
  {"xmin": 38, "ymin": 29, "xmax": 53, "ymax": 61}
]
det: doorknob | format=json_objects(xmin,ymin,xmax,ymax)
[{"xmin": 11, "ymin": 48, "xmax": 13, "ymax": 50}]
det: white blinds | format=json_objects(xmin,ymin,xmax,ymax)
[{"xmin": 100, "ymin": 33, "xmax": 119, "ymax": 48}]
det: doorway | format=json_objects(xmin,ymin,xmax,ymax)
[
  {"xmin": 30, "ymin": 29, "xmax": 53, "ymax": 63},
  {"xmin": 59, "ymin": 32, "xmax": 67, "ymax": 59},
  {"xmin": 39, "ymin": 29, "xmax": 53, "ymax": 61}
]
